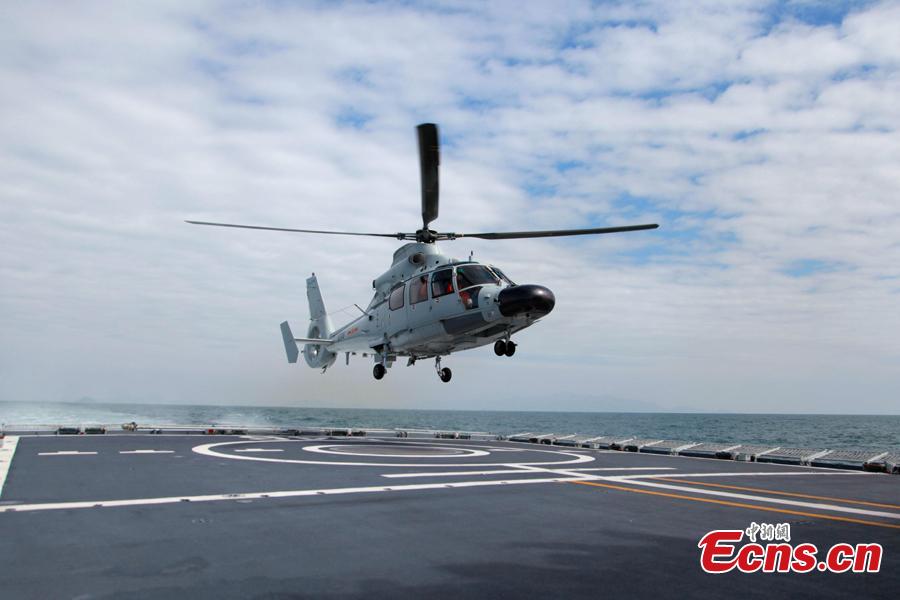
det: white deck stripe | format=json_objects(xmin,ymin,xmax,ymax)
[
  {"xmin": 575, "ymin": 467, "xmax": 677, "ymax": 472},
  {"xmin": 38, "ymin": 451, "xmax": 97, "ymax": 456},
  {"xmin": 0, "ymin": 436, "xmax": 20, "ymax": 498},
  {"xmin": 383, "ymin": 469, "xmax": 531, "ymax": 478},
  {"xmin": 605, "ymin": 476, "xmax": 900, "ymax": 520},
  {"xmin": 509, "ymin": 463, "xmax": 600, "ymax": 479},
  {"xmin": 615, "ymin": 471, "xmax": 867, "ymax": 480},
  {"xmin": 0, "ymin": 475, "xmax": 586, "ymax": 513},
  {"xmin": 804, "ymin": 449, "xmax": 833, "ymax": 462},
  {"xmin": 119, "ymin": 450, "xmax": 175, "ymax": 454},
  {"xmin": 0, "ymin": 468, "xmax": 877, "ymax": 515},
  {"xmin": 382, "ymin": 466, "xmax": 676, "ymax": 479},
  {"xmin": 234, "ymin": 448, "xmax": 284, "ymax": 453}
]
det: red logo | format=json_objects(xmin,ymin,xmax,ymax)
[{"xmin": 698, "ymin": 524, "xmax": 882, "ymax": 574}]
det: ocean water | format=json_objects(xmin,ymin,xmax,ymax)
[{"xmin": 1, "ymin": 401, "xmax": 898, "ymax": 452}]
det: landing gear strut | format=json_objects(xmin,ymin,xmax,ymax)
[
  {"xmin": 494, "ymin": 339, "xmax": 517, "ymax": 357},
  {"xmin": 373, "ymin": 364, "xmax": 386, "ymax": 380},
  {"xmin": 435, "ymin": 356, "xmax": 452, "ymax": 383}
]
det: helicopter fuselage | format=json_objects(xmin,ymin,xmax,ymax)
[{"xmin": 297, "ymin": 242, "xmax": 555, "ymax": 376}]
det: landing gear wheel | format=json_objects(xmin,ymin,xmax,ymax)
[
  {"xmin": 504, "ymin": 342, "xmax": 517, "ymax": 357},
  {"xmin": 373, "ymin": 364, "xmax": 386, "ymax": 380},
  {"xmin": 494, "ymin": 340, "xmax": 507, "ymax": 356},
  {"xmin": 439, "ymin": 367, "xmax": 452, "ymax": 383}
]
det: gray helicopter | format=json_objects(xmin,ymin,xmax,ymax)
[{"xmin": 188, "ymin": 124, "xmax": 657, "ymax": 382}]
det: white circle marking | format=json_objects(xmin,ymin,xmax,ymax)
[
  {"xmin": 192, "ymin": 439, "xmax": 595, "ymax": 468},
  {"xmin": 302, "ymin": 444, "xmax": 490, "ymax": 458}
]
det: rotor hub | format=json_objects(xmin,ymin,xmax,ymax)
[{"xmin": 415, "ymin": 228, "xmax": 439, "ymax": 244}]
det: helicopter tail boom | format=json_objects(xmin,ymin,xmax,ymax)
[{"xmin": 280, "ymin": 320, "xmax": 334, "ymax": 365}]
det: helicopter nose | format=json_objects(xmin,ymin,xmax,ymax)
[{"xmin": 497, "ymin": 284, "xmax": 555, "ymax": 317}]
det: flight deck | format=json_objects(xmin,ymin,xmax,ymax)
[{"xmin": 1, "ymin": 430, "xmax": 897, "ymax": 598}]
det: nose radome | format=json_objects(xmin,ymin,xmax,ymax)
[{"xmin": 497, "ymin": 284, "xmax": 555, "ymax": 317}]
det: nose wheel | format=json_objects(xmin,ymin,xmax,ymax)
[
  {"xmin": 435, "ymin": 357, "xmax": 452, "ymax": 383},
  {"xmin": 494, "ymin": 339, "xmax": 517, "ymax": 357},
  {"xmin": 373, "ymin": 364, "xmax": 386, "ymax": 380}
]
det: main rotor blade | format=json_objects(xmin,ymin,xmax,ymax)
[
  {"xmin": 417, "ymin": 123, "xmax": 440, "ymax": 229},
  {"xmin": 186, "ymin": 220, "xmax": 409, "ymax": 239},
  {"xmin": 454, "ymin": 223, "xmax": 659, "ymax": 240}
]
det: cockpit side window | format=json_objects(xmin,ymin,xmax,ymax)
[
  {"xmin": 431, "ymin": 269, "xmax": 454, "ymax": 298},
  {"xmin": 389, "ymin": 284, "xmax": 405, "ymax": 310},
  {"xmin": 455, "ymin": 265, "xmax": 500, "ymax": 290},
  {"xmin": 409, "ymin": 275, "xmax": 428, "ymax": 304}
]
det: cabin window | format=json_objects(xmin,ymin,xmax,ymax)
[
  {"xmin": 455, "ymin": 265, "xmax": 499, "ymax": 290},
  {"xmin": 431, "ymin": 269, "xmax": 454, "ymax": 298},
  {"xmin": 409, "ymin": 275, "xmax": 429, "ymax": 304},
  {"xmin": 458, "ymin": 286, "xmax": 481, "ymax": 310},
  {"xmin": 389, "ymin": 284, "xmax": 405, "ymax": 310}
]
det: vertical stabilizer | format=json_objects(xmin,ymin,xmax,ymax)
[
  {"xmin": 306, "ymin": 274, "xmax": 334, "ymax": 337},
  {"xmin": 280, "ymin": 321, "xmax": 299, "ymax": 364},
  {"xmin": 304, "ymin": 274, "xmax": 336, "ymax": 369}
]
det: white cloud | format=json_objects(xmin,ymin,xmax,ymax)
[{"xmin": 1, "ymin": 0, "xmax": 898, "ymax": 414}]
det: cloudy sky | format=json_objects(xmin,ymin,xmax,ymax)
[{"xmin": 1, "ymin": 0, "xmax": 898, "ymax": 414}]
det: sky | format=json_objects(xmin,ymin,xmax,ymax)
[{"xmin": 1, "ymin": 0, "xmax": 899, "ymax": 414}]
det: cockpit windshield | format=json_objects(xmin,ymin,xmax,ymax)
[
  {"xmin": 455, "ymin": 264, "xmax": 500, "ymax": 290},
  {"xmin": 490, "ymin": 266, "xmax": 514, "ymax": 285}
]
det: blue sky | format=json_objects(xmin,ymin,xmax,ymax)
[{"xmin": 1, "ymin": 0, "xmax": 899, "ymax": 414}]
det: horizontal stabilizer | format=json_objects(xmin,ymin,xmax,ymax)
[{"xmin": 280, "ymin": 321, "xmax": 299, "ymax": 364}]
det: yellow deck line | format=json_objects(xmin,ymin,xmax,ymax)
[
  {"xmin": 570, "ymin": 480, "xmax": 900, "ymax": 530},
  {"xmin": 654, "ymin": 477, "xmax": 900, "ymax": 510}
]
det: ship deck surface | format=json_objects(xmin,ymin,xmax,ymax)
[{"xmin": 1, "ymin": 434, "xmax": 897, "ymax": 598}]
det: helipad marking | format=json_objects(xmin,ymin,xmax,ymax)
[
  {"xmin": 383, "ymin": 469, "xmax": 551, "ymax": 478},
  {"xmin": 38, "ymin": 451, "xmax": 97, "ymax": 456},
  {"xmin": 382, "ymin": 466, "xmax": 676, "ymax": 478},
  {"xmin": 119, "ymin": 450, "xmax": 175, "ymax": 454},
  {"xmin": 0, "ymin": 436, "xmax": 20, "ymax": 498},
  {"xmin": 235, "ymin": 448, "xmax": 284, "ymax": 453},
  {"xmin": 507, "ymin": 463, "xmax": 599, "ymax": 479},
  {"xmin": 303, "ymin": 444, "xmax": 489, "ymax": 459},
  {"xmin": 193, "ymin": 439, "xmax": 595, "ymax": 468}
]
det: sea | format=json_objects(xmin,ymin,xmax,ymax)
[{"xmin": 1, "ymin": 401, "xmax": 898, "ymax": 452}]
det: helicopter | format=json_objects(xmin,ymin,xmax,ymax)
[{"xmin": 188, "ymin": 124, "xmax": 657, "ymax": 382}]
